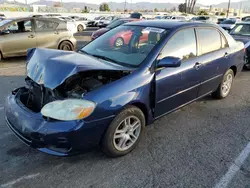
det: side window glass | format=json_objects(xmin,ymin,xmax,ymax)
[
  {"xmin": 197, "ymin": 28, "xmax": 221, "ymax": 55},
  {"xmin": 35, "ymin": 20, "xmax": 59, "ymax": 31},
  {"xmin": 160, "ymin": 28, "xmax": 197, "ymax": 61},
  {"xmin": 7, "ymin": 20, "xmax": 32, "ymax": 33}
]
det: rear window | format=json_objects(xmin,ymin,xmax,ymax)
[{"xmin": 197, "ymin": 28, "xmax": 225, "ymax": 55}]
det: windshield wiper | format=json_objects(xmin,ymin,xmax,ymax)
[
  {"xmin": 78, "ymin": 50, "xmax": 136, "ymax": 68},
  {"xmin": 91, "ymin": 54, "xmax": 120, "ymax": 64}
]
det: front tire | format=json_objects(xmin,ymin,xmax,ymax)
[
  {"xmin": 212, "ymin": 69, "xmax": 234, "ymax": 99},
  {"xmin": 101, "ymin": 106, "xmax": 145, "ymax": 158}
]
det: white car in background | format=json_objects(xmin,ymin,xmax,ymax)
[
  {"xmin": 58, "ymin": 16, "xmax": 89, "ymax": 33},
  {"xmin": 93, "ymin": 16, "xmax": 106, "ymax": 27},
  {"xmin": 98, "ymin": 16, "xmax": 118, "ymax": 28},
  {"xmin": 54, "ymin": 16, "xmax": 78, "ymax": 34}
]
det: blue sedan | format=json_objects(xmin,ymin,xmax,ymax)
[{"xmin": 5, "ymin": 21, "xmax": 244, "ymax": 157}]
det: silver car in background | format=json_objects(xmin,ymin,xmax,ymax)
[{"xmin": 0, "ymin": 17, "xmax": 76, "ymax": 60}]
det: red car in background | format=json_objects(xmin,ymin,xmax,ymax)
[{"xmin": 91, "ymin": 18, "xmax": 145, "ymax": 47}]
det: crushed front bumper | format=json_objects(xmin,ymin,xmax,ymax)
[{"xmin": 5, "ymin": 88, "xmax": 114, "ymax": 156}]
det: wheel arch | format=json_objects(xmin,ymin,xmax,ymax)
[
  {"xmin": 58, "ymin": 40, "xmax": 74, "ymax": 50},
  {"xmin": 229, "ymin": 65, "xmax": 237, "ymax": 76}
]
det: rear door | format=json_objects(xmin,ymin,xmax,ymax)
[
  {"xmin": 34, "ymin": 19, "xmax": 62, "ymax": 49},
  {"xmin": 155, "ymin": 28, "xmax": 202, "ymax": 118},
  {"xmin": 196, "ymin": 27, "xmax": 229, "ymax": 97},
  {"xmin": 2, "ymin": 19, "xmax": 36, "ymax": 57}
]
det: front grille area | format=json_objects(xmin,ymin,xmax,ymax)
[{"xmin": 19, "ymin": 78, "xmax": 59, "ymax": 112}]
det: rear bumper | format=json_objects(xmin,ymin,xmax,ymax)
[{"xmin": 5, "ymin": 89, "xmax": 114, "ymax": 156}]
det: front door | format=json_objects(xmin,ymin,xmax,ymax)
[{"xmin": 155, "ymin": 28, "xmax": 202, "ymax": 118}]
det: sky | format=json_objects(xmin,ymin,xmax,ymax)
[{"xmin": 8, "ymin": 0, "xmax": 242, "ymax": 6}]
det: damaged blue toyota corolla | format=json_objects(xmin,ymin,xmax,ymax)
[{"xmin": 5, "ymin": 21, "xmax": 244, "ymax": 157}]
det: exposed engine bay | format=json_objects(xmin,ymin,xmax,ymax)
[
  {"xmin": 58, "ymin": 70, "xmax": 130, "ymax": 98},
  {"xmin": 19, "ymin": 70, "xmax": 130, "ymax": 112}
]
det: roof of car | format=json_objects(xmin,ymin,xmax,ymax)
[{"xmin": 124, "ymin": 20, "xmax": 214, "ymax": 29}]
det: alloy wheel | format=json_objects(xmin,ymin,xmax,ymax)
[
  {"xmin": 221, "ymin": 73, "xmax": 233, "ymax": 96},
  {"xmin": 113, "ymin": 116, "xmax": 141, "ymax": 151}
]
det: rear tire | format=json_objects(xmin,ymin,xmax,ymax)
[
  {"xmin": 212, "ymin": 69, "xmax": 234, "ymax": 99},
  {"xmin": 59, "ymin": 41, "xmax": 73, "ymax": 51},
  {"xmin": 101, "ymin": 105, "xmax": 145, "ymax": 158}
]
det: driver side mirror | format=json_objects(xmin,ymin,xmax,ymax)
[{"xmin": 157, "ymin": 56, "xmax": 181, "ymax": 68}]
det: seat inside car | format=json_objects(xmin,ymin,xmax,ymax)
[{"xmin": 148, "ymin": 32, "xmax": 161, "ymax": 44}]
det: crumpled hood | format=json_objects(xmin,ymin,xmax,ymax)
[{"xmin": 26, "ymin": 48, "xmax": 130, "ymax": 90}]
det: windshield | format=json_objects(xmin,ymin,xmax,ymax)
[
  {"xmin": 221, "ymin": 19, "xmax": 236, "ymax": 24},
  {"xmin": 231, "ymin": 24, "xmax": 250, "ymax": 35},
  {"xmin": 81, "ymin": 25, "xmax": 167, "ymax": 68},
  {"xmin": 0, "ymin": 19, "xmax": 12, "ymax": 27}
]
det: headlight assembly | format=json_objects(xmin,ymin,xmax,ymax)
[{"xmin": 41, "ymin": 99, "xmax": 96, "ymax": 121}]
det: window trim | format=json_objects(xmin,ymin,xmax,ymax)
[
  {"xmin": 195, "ymin": 27, "xmax": 229, "ymax": 56},
  {"xmin": 158, "ymin": 27, "xmax": 198, "ymax": 63}
]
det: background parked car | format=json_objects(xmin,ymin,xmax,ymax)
[
  {"xmin": 230, "ymin": 22, "xmax": 250, "ymax": 69},
  {"xmin": 54, "ymin": 16, "xmax": 78, "ymax": 33},
  {"xmin": 130, "ymin": 12, "xmax": 143, "ymax": 19},
  {"xmin": 191, "ymin": 16, "xmax": 218, "ymax": 24},
  {"xmin": 0, "ymin": 14, "xmax": 6, "ymax": 21},
  {"xmin": 98, "ymin": 16, "xmax": 118, "ymax": 28},
  {"xmin": 87, "ymin": 16, "xmax": 106, "ymax": 27},
  {"xmin": 91, "ymin": 18, "xmax": 140, "ymax": 40},
  {"xmin": 70, "ymin": 16, "xmax": 90, "ymax": 25},
  {"xmin": 219, "ymin": 19, "xmax": 240, "ymax": 31},
  {"xmin": 0, "ymin": 17, "xmax": 76, "ymax": 60},
  {"xmin": 58, "ymin": 16, "xmax": 87, "ymax": 32},
  {"xmin": 217, "ymin": 18, "xmax": 226, "ymax": 24},
  {"xmin": 162, "ymin": 15, "xmax": 187, "ymax": 21}
]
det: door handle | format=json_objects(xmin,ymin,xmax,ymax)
[
  {"xmin": 224, "ymin": 52, "xmax": 229, "ymax": 58},
  {"xmin": 28, "ymin": 34, "xmax": 34, "ymax": 38},
  {"xmin": 194, "ymin": 62, "xmax": 201, "ymax": 70},
  {"xmin": 54, "ymin": 31, "xmax": 59, "ymax": 35}
]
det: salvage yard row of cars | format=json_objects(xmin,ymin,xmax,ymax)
[{"xmin": 3, "ymin": 14, "xmax": 249, "ymax": 157}]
